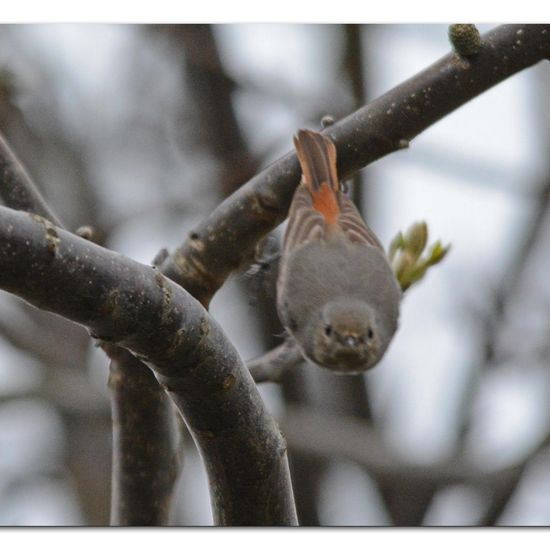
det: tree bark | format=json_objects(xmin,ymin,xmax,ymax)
[
  {"xmin": 0, "ymin": 130, "xmax": 182, "ymax": 525},
  {"xmin": 0, "ymin": 205, "xmax": 297, "ymax": 526},
  {"xmin": 107, "ymin": 345, "xmax": 181, "ymax": 526}
]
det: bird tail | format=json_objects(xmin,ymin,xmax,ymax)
[
  {"xmin": 293, "ymin": 129, "xmax": 340, "ymax": 225},
  {"xmin": 294, "ymin": 129, "xmax": 339, "ymax": 192}
]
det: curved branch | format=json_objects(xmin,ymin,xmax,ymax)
[
  {"xmin": 159, "ymin": 24, "xmax": 550, "ymax": 306},
  {"xmin": 0, "ymin": 125, "xmax": 182, "ymax": 525},
  {"xmin": 0, "ymin": 205, "xmax": 297, "ymax": 526}
]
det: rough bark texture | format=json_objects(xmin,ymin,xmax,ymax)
[{"xmin": 0, "ymin": 205, "xmax": 297, "ymax": 526}]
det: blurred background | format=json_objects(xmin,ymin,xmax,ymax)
[{"xmin": 0, "ymin": 23, "xmax": 549, "ymax": 526}]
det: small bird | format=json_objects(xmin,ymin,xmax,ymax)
[{"xmin": 277, "ymin": 129, "xmax": 401, "ymax": 374}]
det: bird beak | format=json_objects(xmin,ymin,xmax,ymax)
[{"xmin": 344, "ymin": 335, "xmax": 358, "ymax": 348}]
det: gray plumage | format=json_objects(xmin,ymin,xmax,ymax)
[{"xmin": 277, "ymin": 129, "xmax": 401, "ymax": 373}]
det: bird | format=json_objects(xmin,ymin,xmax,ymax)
[{"xmin": 276, "ymin": 129, "xmax": 401, "ymax": 374}]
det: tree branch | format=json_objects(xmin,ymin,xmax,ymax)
[
  {"xmin": 164, "ymin": 24, "xmax": 259, "ymax": 196},
  {"xmin": 281, "ymin": 405, "xmax": 548, "ymax": 504},
  {"xmin": 0, "ymin": 131, "xmax": 63, "ymax": 227},
  {"xmin": 172, "ymin": 24, "xmax": 283, "ymax": 351},
  {"xmin": 342, "ymin": 23, "xmax": 367, "ymax": 212},
  {"xmin": 0, "ymin": 123, "xmax": 182, "ymax": 525},
  {"xmin": 106, "ymin": 345, "xmax": 182, "ymax": 526},
  {"xmin": 0, "ymin": 205, "xmax": 297, "ymax": 526},
  {"xmin": 247, "ymin": 340, "xmax": 304, "ymax": 384},
  {"xmin": 159, "ymin": 24, "xmax": 550, "ymax": 307}
]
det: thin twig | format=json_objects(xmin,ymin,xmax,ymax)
[{"xmin": 247, "ymin": 340, "xmax": 304, "ymax": 383}]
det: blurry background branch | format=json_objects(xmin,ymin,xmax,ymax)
[
  {"xmin": 0, "ymin": 58, "xmax": 112, "ymax": 523},
  {"xmin": 159, "ymin": 24, "xmax": 259, "ymax": 196},
  {"xmin": 342, "ymin": 23, "xmax": 367, "ymax": 211},
  {"xmin": 282, "ymin": 405, "xmax": 549, "ymax": 488},
  {"xmin": 283, "ymin": 405, "xmax": 550, "ymax": 525}
]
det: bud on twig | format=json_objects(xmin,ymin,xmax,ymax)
[
  {"xmin": 449, "ymin": 24, "xmax": 482, "ymax": 58},
  {"xmin": 76, "ymin": 225, "xmax": 95, "ymax": 241},
  {"xmin": 404, "ymin": 221, "xmax": 428, "ymax": 259},
  {"xmin": 388, "ymin": 221, "xmax": 451, "ymax": 291}
]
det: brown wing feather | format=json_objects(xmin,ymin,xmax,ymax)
[
  {"xmin": 338, "ymin": 194, "xmax": 384, "ymax": 250},
  {"xmin": 283, "ymin": 184, "xmax": 326, "ymax": 255}
]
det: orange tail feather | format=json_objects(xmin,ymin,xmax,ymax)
[{"xmin": 293, "ymin": 129, "xmax": 341, "ymax": 225}]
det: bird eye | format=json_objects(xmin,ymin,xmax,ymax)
[
  {"xmin": 289, "ymin": 317, "xmax": 298, "ymax": 331},
  {"xmin": 367, "ymin": 328, "xmax": 374, "ymax": 339},
  {"xmin": 324, "ymin": 324, "xmax": 332, "ymax": 337}
]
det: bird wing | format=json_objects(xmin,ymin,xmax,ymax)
[
  {"xmin": 338, "ymin": 193, "xmax": 384, "ymax": 250},
  {"xmin": 282, "ymin": 183, "xmax": 327, "ymax": 255}
]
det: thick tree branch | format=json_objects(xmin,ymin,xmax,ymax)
[
  {"xmin": 159, "ymin": 24, "xmax": 550, "ymax": 306},
  {"xmin": 106, "ymin": 345, "xmax": 182, "ymax": 526},
  {"xmin": 0, "ymin": 205, "xmax": 297, "ymax": 526}
]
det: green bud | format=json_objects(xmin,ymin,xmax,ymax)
[
  {"xmin": 404, "ymin": 221, "xmax": 428, "ymax": 259},
  {"xmin": 388, "ymin": 231, "xmax": 405, "ymax": 262},
  {"xmin": 428, "ymin": 241, "xmax": 451, "ymax": 264},
  {"xmin": 392, "ymin": 250, "xmax": 414, "ymax": 282},
  {"xmin": 389, "ymin": 222, "xmax": 451, "ymax": 292}
]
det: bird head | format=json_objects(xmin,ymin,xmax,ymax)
[{"xmin": 305, "ymin": 299, "xmax": 386, "ymax": 374}]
